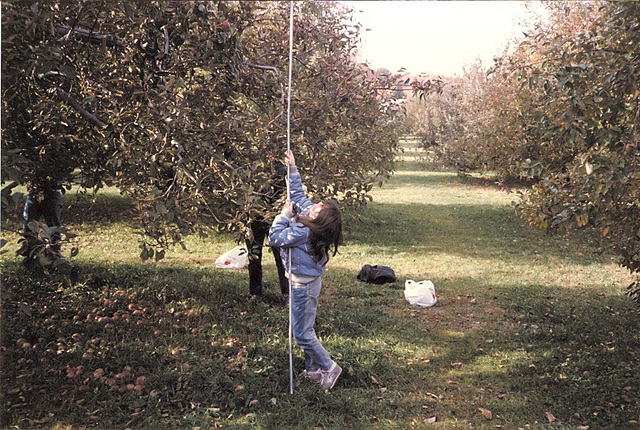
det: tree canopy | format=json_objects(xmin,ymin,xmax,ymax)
[{"xmin": 2, "ymin": 1, "xmax": 404, "ymax": 259}]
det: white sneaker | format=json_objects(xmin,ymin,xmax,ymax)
[{"xmin": 319, "ymin": 361, "xmax": 342, "ymax": 390}]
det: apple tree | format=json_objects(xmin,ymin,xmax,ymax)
[
  {"xmin": 404, "ymin": 1, "xmax": 639, "ymax": 301},
  {"xmin": 2, "ymin": 1, "xmax": 403, "ymax": 262},
  {"xmin": 511, "ymin": 1, "xmax": 640, "ymax": 301}
]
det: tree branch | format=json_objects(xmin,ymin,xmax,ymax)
[
  {"xmin": 163, "ymin": 26, "xmax": 170, "ymax": 54},
  {"xmin": 244, "ymin": 62, "xmax": 280, "ymax": 76},
  {"xmin": 56, "ymin": 88, "xmax": 109, "ymax": 129},
  {"xmin": 244, "ymin": 61, "xmax": 285, "ymax": 122},
  {"xmin": 56, "ymin": 25, "xmax": 125, "ymax": 47}
]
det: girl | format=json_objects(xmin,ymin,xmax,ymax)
[{"xmin": 268, "ymin": 150, "xmax": 343, "ymax": 390}]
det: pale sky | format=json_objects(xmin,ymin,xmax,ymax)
[{"xmin": 342, "ymin": 1, "xmax": 541, "ymax": 76}]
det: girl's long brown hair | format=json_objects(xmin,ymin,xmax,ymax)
[{"xmin": 297, "ymin": 200, "xmax": 343, "ymax": 264}]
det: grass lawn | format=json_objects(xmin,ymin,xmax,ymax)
[{"xmin": 1, "ymin": 150, "xmax": 638, "ymax": 429}]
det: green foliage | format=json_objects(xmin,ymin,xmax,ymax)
[
  {"xmin": 406, "ymin": 1, "xmax": 639, "ymax": 300},
  {"xmin": 2, "ymin": 1, "xmax": 403, "ymax": 258},
  {"xmin": 17, "ymin": 221, "xmax": 78, "ymax": 273},
  {"xmin": 513, "ymin": 2, "xmax": 640, "ymax": 301}
]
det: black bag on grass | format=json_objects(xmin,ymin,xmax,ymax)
[{"xmin": 357, "ymin": 264, "xmax": 396, "ymax": 284}]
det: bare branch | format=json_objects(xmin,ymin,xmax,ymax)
[
  {"xmin": 172, "ymin": 140, "xmax": 198, "ymax": 184},
  {"xmin": 163, "ymin": 26, "xmax": 170, "ymax": 55},
  {"xmin": 55, "ymin": 25, "xmax": 125, "ymax": 47},
  {"xmin": 244, "ymin": 62, "xmax": 280, "ymax": 76},
  {"xmin": 2, "ymin": 182, "xmax": 19, "ymax": 195},
  {"xmin": 56, "ymin": 88, "xmax": 109, "ymax": 129},
  {"xmin": 244, "ymin": 61, "xmax": 285, "ymax": 121}
]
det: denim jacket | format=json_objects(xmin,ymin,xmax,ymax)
[{"xmin": 268, "ymin": 169, "xmax": 327, "ymax": 278}]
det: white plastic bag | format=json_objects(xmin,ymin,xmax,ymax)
[
  {"xmin": 404, "ymin": 280, "xmax": 437, "ymax": 308},
  {"xmin": 215, "ymin": 246, "xmax": 248, "ymax": 269}
]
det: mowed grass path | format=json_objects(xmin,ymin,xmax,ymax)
[
  {"xmin": 1, "ymin": 151, "xmax": 638, "ymax": 429},
  {"xmin": 332, "ymin": 152, "xmax": 638, "ymax": 429}
]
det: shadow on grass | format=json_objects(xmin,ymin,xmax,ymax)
[
  {"xmin": 351, "ymin": 201, "xmax": 603, "ymax": 267},
  {"xmin": 1, "ymin": 162, "xmax": 636, "ymax": 429},
  {"xmin": 64, "ymin": 189, "xmax": 135, "ymax": 225},
  {"xmin": 389, "ymin": 170, "xmax": 534, "ymax": 191},
  {"xmin": 487, "ymin": 283, "xmax": 640, "ymax": 428},
  {"xmin": 2, "ymin": 188, "xmax": 135, "ymax": 232},
  {"xmin": 2, "ymin": 254, "xmax": 638, "ymax": 428},
  {"xmin": 322, "ymin": 269, "xmax": 640, "ymax": 429},
  {"xmin": 382, "ymin": 170, "xmax": 467, "ymax": 190}
]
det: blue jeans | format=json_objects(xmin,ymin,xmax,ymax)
[
  {"xmin": 23, "ymin": 189, "xmax": 63, "ymax": 228},
  {"xmin": 291, "ymin": 276, "xmax": 332, "ymax": 372}
]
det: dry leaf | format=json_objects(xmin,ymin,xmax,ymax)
[
  {"xmin": 546, "ymin": 412, "xmax": 556, "ymax": 423},
  {"xmin": 19, "ymin": 303, "xmax": 32, "ymax": 316},
  {"xmin": 424, "ymin": 416, "xmax": 437, "ymax": 423},
  {"xmin": 479, "ymin": 407, "xmax": 493, "ymax": 419}
]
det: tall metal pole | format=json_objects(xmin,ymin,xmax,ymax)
[{"xmin": 286, "ymin": 0, "xmax": 295, "ymax": 395}]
